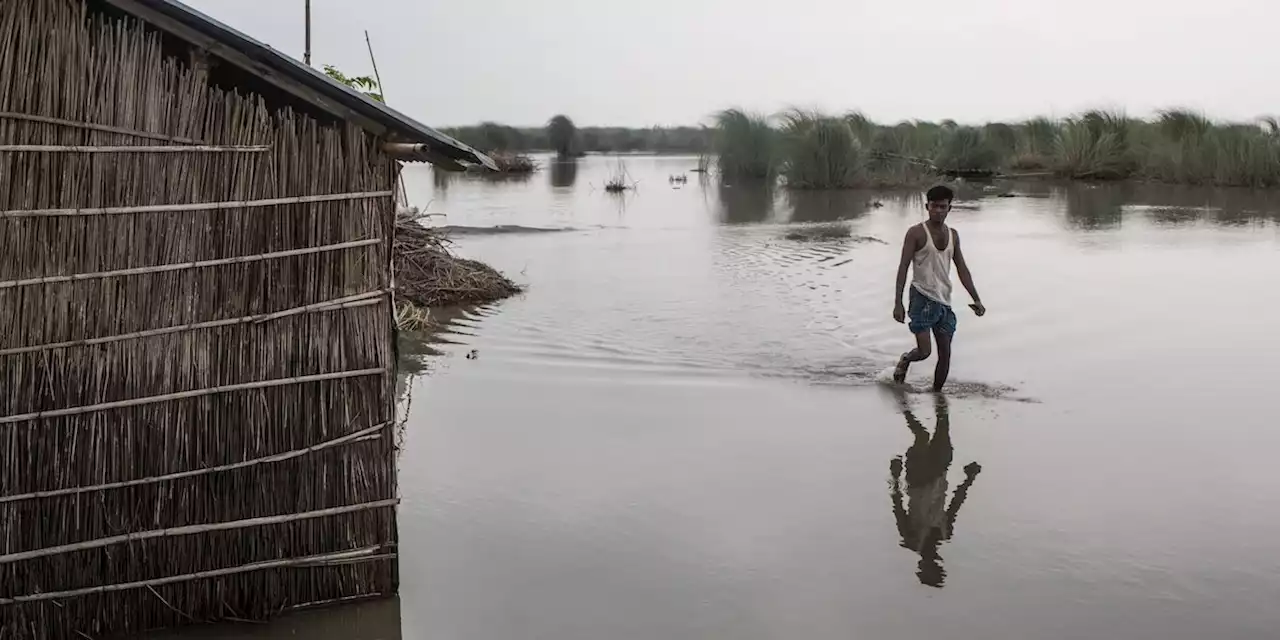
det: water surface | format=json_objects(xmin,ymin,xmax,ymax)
[{"xmin": 179, "ymin": 155, "xmax": 1280, "ymax": 639}]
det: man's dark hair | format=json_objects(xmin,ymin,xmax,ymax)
[{"xmin": 926, "ymin": 185, "xmax": 954, "ymax": 203}]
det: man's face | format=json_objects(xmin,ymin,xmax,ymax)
[{"xmin": 926, "ymin": 199, "xmax": 952, "ymax": 222}]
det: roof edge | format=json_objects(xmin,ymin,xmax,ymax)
[{"xmin": 102, "ymin": 0, "xmax": 496, "ymax": 171}]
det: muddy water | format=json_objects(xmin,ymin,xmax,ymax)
[{"xmin": 180, "ymin": 156, "xmax": 1280, "ymax": 639}]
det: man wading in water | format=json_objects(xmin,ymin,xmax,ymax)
[{"xmin": 893, "ymin": 185, "xmax": 985, "ymax": 391}]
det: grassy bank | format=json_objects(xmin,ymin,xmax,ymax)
[{"xmin": 712, "ymin": 108, "xmax": 1280, "ymax": 188}]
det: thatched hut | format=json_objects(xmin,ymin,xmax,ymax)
[{"xmin": 0, "ymin": 0, "xmax": 491, "ymax": 637}]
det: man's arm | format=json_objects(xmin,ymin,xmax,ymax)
[
  {"xmin": 952, "ymin": 230, "xmax": 985, "ymax": 315},
  {"xmin": 893, "ymin": 227, "xmax": 919, "ymax": 323},
  {"xmin": 943, "ymin": 463, "xmax": 982, "ymax": 541}
]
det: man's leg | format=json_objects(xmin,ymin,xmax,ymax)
[
  {"xmin": 931, "ymin": 328, "xmax": 952, "ymax": 391},
  {"xmin": 894, "ymin": 330, "xmax": 933, "ymax": 383}
]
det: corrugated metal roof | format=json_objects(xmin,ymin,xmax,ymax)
[{"xmin": 102, "ymin": 0, "xmax": 496, "ymax": 170}]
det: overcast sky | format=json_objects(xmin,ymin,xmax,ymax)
[{"xmin": 184, "ymin": 0, "xmax": 1275, "ymax": 129}]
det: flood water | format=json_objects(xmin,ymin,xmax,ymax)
[{"xmin": 174, "ymin": 155, "xmax": 1280, "ymax": 639}]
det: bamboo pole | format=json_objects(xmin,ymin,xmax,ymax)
[
  {"xmin": 0, "ymin": 145, "xmax": 270, "ymax": 153},
  {"xmin": 365, "ymin": 30, "xmax": 387, "ymax": 103},
  {"xmin": 0, "ymin": 423, "xmax": 389, "ymax": 504},
  {"xmin": 287, "ymin": 592, "xmax": 389, "ymax": 612},
  {"xmin": 0, "ymin": 547, "xmax": 395, "ymax": 605},
  {"xmin": 0, "ymin": 368, "xmax": 387, "ymax": 425},
  {"xmin": 251, "ymin": 290, "xmax": 385, "ymax": 323},
  {"xmin": 383, "ymin": 142, "xmax": 466, "ymax": 170},
  {"xmin": 0, "ymin": 291, "xmax": 386, "ymax": 357},
  {"xmin": 0, "ymin": 189, "xmax": 395, "ymax": 218},
  {"xmin": 0, "ymin": 238, "xmax": 382, "ymax": 290},
  {"xmin": 304, "ymin": 0, "xmax": 312, "ymax": 66},
  {"xmin": 0, "ymin": 500, "xmax": 400, "ymax": 566},
  {"xmin": 0, "ymin": 112, "xmax": 208, "ymax": 143}
]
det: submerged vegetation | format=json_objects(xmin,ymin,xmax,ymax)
[
  {"xmin": 604, "ymin": 160, "xmax": 638, "ymax": 192},
  {"xmin": 710, "ymin": 107, "xmax": 1280, "ymax": 188},
  {"xmin": 783, "ymin": 222, "xmax": 853, "ymax": 242}
]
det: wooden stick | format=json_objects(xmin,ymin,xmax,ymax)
[
  {"xmin": 0, "ymin": 500, "xmax": 399, "ymax": 566},
  {"xmin": 251, "ymin": 291, "xmax": 385, "ymax": 324},
  {"xmin": 0, "ymin": 145, "xmax": 270, "ymax": 153},
  {"xmin": 0, "ymin": 368, "xmax": 387, "ymax": 425},
  {"xmin": 0, "ymin": 111, "xmax": 208, "ymax": 144},
  {"xmin": 287, "ymin": 592, "xmax": 388, "ymax": 612},
  {"xmin": 0, "ymin": 238, "xmax": 382, "ymax": 290},
  {"xmin": 365, "ymin": 30, "xmax": 387, "ymax": 103},
  {"xmin": 0, "ymin": 291, "xmax": 386, "ymax": 357},
  {"xmin": 313, "ymin": 553, "xmax": 396, "ymax": 567},
  {"xmin": 0, "ymin": 547, "xmax": 395, "ymax": 605},
  {"xmin": 0, "ymin": 190, "xmax": 395, "ymax": 218},
  {"xmin": 0, "ymin": 423, "xmax": 389, "ymax": 504}
]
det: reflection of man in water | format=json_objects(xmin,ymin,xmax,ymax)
[{"xmin": 889, "ymin": 393, "xmax": 981, "ymax": 587}]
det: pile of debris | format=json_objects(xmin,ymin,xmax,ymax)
[{"xmin": 393, "ymin": 211, "xmax": 522, "ymax": 321}]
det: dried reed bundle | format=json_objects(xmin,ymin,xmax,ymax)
[{"xmin": 393, "ymin": 212, "xmax": 522, "ymax": 310}]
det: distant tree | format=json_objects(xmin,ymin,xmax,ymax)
[
  {"xmin": 322, "ymin": 65, "xmax": 383, "ymax": 103},
  {"xmin": 477, "ymin": 122, "xmax": 511, "ymax": 151},
  {"xmin": 547, "ymin": 114, "xmax": 578, "ymax": 158}
]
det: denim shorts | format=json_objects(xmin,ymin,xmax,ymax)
[{"xmin": 908, "ymin": 287, "xmax": 957, "ymax": 336}]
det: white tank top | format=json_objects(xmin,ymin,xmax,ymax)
[{"xmin": 911, "ymin": 222, "xmax": 953, "ymax": 306}]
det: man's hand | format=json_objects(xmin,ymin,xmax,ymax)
[
  {"xmin": 893, "ymin": 303, "xmax": 906, "ymax": 324},
  {"xmin": 969, "ymin": 301, "xmax": 986, "ymax": 317},
  {"xmin": 964, "ymin": 462, "xmax": 982, "ymax": 477}
]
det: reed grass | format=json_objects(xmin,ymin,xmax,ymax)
[
  {"xmin": 709, "ymin": 105, "xmax": 1280, "ymax": 188},
  {"xmin": 0, "ymin": 1, "xmax": 402, "ymax": 637},
  {"xmin": 713, "ymin": 108, "xmax": 777, "ymax": 182},
  {"xmin": 935, "ymin": 126, "xmax": 1001, "ymax": 174},
  {"xmin": 779, "ymin": 110, "xmax": 865, "ymax": 189}
]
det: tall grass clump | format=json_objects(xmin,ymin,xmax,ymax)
[
  {"xmin": 843, "ymin": 111, "xmax": 878, "ymax": 145},
  {"xmin": 780, "ymin": 110, "xmax": 865, "ymax": 189},
  {"xmin": 698, "ymin": 104, "xmax": 1280, "ymax": 188},
  {"xmin": 1055, "ymin": 110, "xmax": 1136, "ymax": 179},
  {"xmin": 1011, "ymin": 117, "xmax": 1059, "ymax": 170},
  {"xmin": 863, "ymin": 120, "xmax": 942, "ymax": 185},
  {"xmin": 1207, "ymin": 124, "xmax": 1280, "ymax": 187},
  {"xmin": 935, "ymin": 126, "xmax": 1001, "ymax": 174},
  {"xmin": 1145, "ymin": 109, "xmax": 1213, "ymax": 183},
  {"xmin": 714, "ymin": 108, "xmax": 777, "ymax": 182},
  {"xmin": 982, "ymin": 123, "xmax": 1019, "ymax": 158}
]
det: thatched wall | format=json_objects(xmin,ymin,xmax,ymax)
[{"xmin": 0, "ymin": 1, "xmax": 399, "ymax": 637}]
